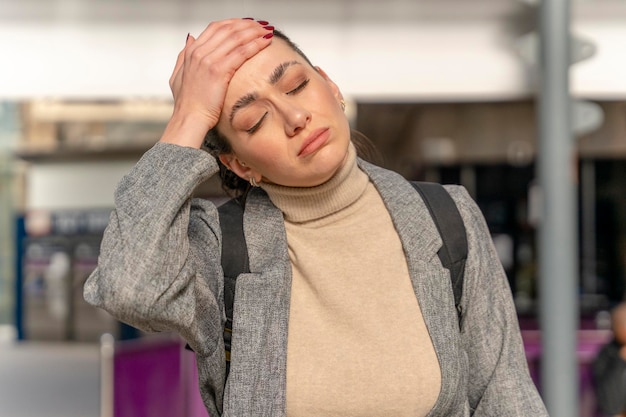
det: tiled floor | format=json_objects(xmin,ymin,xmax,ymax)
[{"xmin": 0, "ymin": 342, "xmax": 100, "ymax": 417}]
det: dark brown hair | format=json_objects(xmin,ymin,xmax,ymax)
[{"xmin": 203, "ymin": 29, "xmax": 382, "ymax": 196}]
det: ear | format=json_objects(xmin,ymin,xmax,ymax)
[
  {"xmin": 218, "ymin": 153, "xmax": 257, "ymax": 182},
  {"xmin": 315, "ymin": 66, "xmax": 343, "ymax": 102}
]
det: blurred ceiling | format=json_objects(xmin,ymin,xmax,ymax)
[
  {"xmin": 4, "ymin": 0, "xmax": 626, "ymax": 23},
  {"xmin": 0, "ymin": 0, "xmax": 533, "ymax": 23}
]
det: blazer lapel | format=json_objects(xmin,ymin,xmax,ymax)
[
  {"xmin": 359, "ymin": 160, "xmax": 466, "ymax": 415},
  {"xmin": 223, "ymin": 187, "xmax": 291, "ymax": 417}
]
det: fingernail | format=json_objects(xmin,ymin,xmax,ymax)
[
  {"xmin": 186, "ymin": 33, "xmax": 190, "ymax": 42},
  {"xmin": 243, "ymin": 17, "xmax": 254, "ymax": 20},
  {"xmin": 263, "ymin": 26, "xmax": 274, "ymax": 31},
  {"xmin": 257, "ymin": 20, "xmax": 269, "ymax": 26},
  {"xmin": 263, "ymin": 32, "xmax": 274, "ymax": 40}
]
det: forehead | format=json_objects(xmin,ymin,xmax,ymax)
[{"xmin": 227, "ymin": 39, "xmax": 305, "ymax": 92}]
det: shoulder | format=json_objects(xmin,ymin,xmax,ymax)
[
  {"xmin": 356, "ymin": 158, "xmax": 416, "ymax": 194},
  {"xmin": 442, "ymin": 184, "xmax": 489, "ymax": 234},
  {"xmin": 188, "ymin": 197, "xmax": 222, "ymax": 243},
  {"xmin": 442, "ymin": 184, "xmax": 477, "ymax": 213},
  {"xmin": 356, "ymin": 161, "xmax": 488, "ymax": 235},
  {"xmin": 442, "ymin": 184, "xmax": 470, "ymax": 201}
]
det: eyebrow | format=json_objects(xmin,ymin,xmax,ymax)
[
  {"xmin": 269, "ymin": 60, "xmax": 299, "ymax": 85},
  {"xmin": 229, "ymin": 60, "xmax": 301, "ymax": 123}
]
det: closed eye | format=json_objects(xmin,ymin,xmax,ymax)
[
  {"xmin": 287, "ymin": 79, "xmax": 309, "ymax": 95},
  {"xmin": 245, "ymin": 79, "xmax": 309, "ymax": 134},
  {"xmin": 246, "ymin": 112, "xmax": 268, "ymax": 134}
]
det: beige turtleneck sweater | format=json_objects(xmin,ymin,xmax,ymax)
[{"xmin": 261, "ymin": 144, "xmax": 441, "ymax": 417}]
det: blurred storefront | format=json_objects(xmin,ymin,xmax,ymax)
[
  {"xmin": 357, "ymin": 100, "xmax": 626, "ymax": 323},
  {"xmin": 1, "ymin": 98, "xmax": 624, "ymax": 340}
]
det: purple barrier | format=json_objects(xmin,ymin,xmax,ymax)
[
  {"xmin": 107, "ymin": 330, "xmax": 612, "ymax": 417},
  {"xmin": 521, "ymin": 329, "xmax": 613, "ymax": 417},
  {"xmin": 111, "ymin": 333, "xmax": 210, "ymax": 417},
  {"xmin": 113, "ymin": 335, "xmax": 183, "ymax": 417},
  {"xmin": 183, "ymin": 349, "xmax": 211, "ymax": 417}
]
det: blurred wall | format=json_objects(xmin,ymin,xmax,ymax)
[{"xmin": 1, "ymin": 0, "xmax": 626, "ymax": 101}]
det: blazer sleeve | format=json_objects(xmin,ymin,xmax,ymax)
[
  {"xmin": 83, "ymin": 142, "xmax": 224, "ymax": 357},
  {"xmin": 446, "ymin": 186, "xmax": 549, "ymax": 416}
]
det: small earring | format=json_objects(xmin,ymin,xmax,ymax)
[
  {"xmin": 249, "ymin": 177, "xmax": 258, "ymax": 187},
  {"xmin": 340, "ymin": 99, "xmax": 346, "ymax": 111}
]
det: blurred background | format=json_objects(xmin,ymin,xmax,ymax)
[{"xmin": 1, "ymin": 0, "xmax": 626, "ymax": 416}]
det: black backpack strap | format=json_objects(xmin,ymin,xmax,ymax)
[
  {"xmin": 184, "ymin": 197, "xmax": 249, "ymax": 372},
  {"xmin": 217, "ymin": 197, "xmax": 249, "ymax": 374},
  {"xmin": 218, "ymin": 198, "xmax": 249, "ymax": 321},
  {"xmin": 411, "ymin": 182, "xmax": 468, "ymax": 328}
]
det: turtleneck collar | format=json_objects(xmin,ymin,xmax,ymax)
[{"xmin": 259, "ymin": 142, "xmax": 369, "ymax": 223}]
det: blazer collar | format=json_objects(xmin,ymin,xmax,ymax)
[
  {"xmin": 357, "ymin": 158, "xmax": 442, "ymax": 264},
  {"xmin": 357, "ymin": 159, "xmax": 464, "ymax": 415}
]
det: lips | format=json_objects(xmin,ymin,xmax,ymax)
[{"xmin": 298, "ymin": 127, "xmax": 330, "ymax": 157}]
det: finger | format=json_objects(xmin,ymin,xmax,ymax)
[
  {"xmin": 188, "ymin": 24, "xmax": 272, "ymax": 74},
  {"xmin": 176, "ymin": 34, "xmax": 195, "ymax": 74},
  {"xmin": 169, "ymin": 34, "xmax": 196, "ymax": 90},
  {"xmin": 189, "ymin": 18, "xmax": 271, "ymax": 59},
  {"xmin": 203, "ymin": 34, "xmax": 273, "ymax": 82},
  {"xmin": 218, "ymin": 30, "xmax": 274, "ymax": 66},
  {"xmin": 194, "ymin": 18, "xmax": 262, "ymax": 44}
]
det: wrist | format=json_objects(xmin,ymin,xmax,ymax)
[{"xmin": 160, "ymin": 111, "xmax": 214, "ymax": 149}]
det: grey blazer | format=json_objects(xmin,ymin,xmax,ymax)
[{"xmin": 84, "ymin": 143, "xmax": 548, "ymax": 417}]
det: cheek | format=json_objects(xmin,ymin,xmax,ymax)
[
  {"xmin": 237, "ymin": 137, "xmax": 282, "ymax": 168},
  {"xmin": 315, "ymin": 86, "xmax": 339, "ymax": 108}
]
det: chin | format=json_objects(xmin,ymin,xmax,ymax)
[{"xmin": 306, "ymin": 146, "xmax": 349, "ymax": 185}]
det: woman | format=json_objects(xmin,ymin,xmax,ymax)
[
  {"xmin": 593, "ymin": 302, "xmax": 626, "ymax": 417},
  {"xmin": 84, "ymin": 18, "xmax": 548, "ymax": 416}
]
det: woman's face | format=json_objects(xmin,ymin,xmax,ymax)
[{"xmin": 217, "ymin": 38, "xmax": 351, "ymax": 188}]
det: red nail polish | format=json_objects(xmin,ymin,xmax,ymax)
[
  {"xmin": 243, "ymin": 17, "xmax": 254, "ymax": 20},
  {"xmin": 263, "ymin": 32, "xmax": 274, "ymax": 40},
  {"xmin": 257, "ymin": 20, "xmax": 269, "ymax": 26},
  {"xmin": 186, "ymin": 33, "xmax": 190, "ymax": 42},
  {"xmin": 263, "ymin": 26, "xmax": 274, "ymax": 31}
]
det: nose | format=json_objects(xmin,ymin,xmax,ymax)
[{"xmin": 281, "ymin": 102, "xmax": 311, "ymax": 137}]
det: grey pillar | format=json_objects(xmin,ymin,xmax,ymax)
[{"xmin": 537, "ymin": 0, "xmax": 579, "ymax": 416}]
